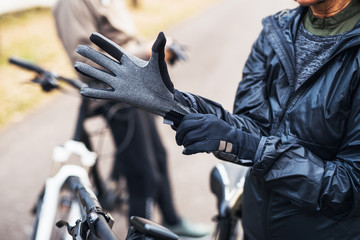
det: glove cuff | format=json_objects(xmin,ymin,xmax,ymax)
[
  {"xmin": 213, "ymin": 128, "xmax": 260, "ymax": 166},
  {"xmin": 236, "ymin": 130, "xmax": 260, "ymax": 161}
]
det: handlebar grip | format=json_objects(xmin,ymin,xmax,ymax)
[
  {"xmin": 9, "ymin": 57, "xmax": 45, "ymax": 74},
  {"xmin": 95, "ymin": 214, "xmax": 119, "ymax": 240},
  {"xmin": 68, "ymin": 176, "xmax": 119, "ymax": 239}
]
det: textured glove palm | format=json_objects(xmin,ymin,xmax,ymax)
[
  {"xmin": 176, "ymin": 113, "xmax": 260, "ymax": 165},
  {"xmin": 75, "ymin": 32, "xmax": 193, "ymax": 121}
]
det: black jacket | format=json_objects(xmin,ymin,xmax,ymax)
[{"xmin": 190, "ymin": 6, "xmax": 360, "ymax": 240}]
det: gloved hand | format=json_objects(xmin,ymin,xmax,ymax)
[
  {"xmin": 176, "ymin": 113, "xmax": 260, "ymax": 164},
  {"xmin": 74, "ymin": 32, "xmax": 195, "ymax": 124}
]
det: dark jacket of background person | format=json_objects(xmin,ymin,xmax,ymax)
[{"xmin": 181, "ymin": 6, "xmax": 360, "ymax": 240}]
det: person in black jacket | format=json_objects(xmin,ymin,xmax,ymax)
[
  {"xmin": 74, "ymin": 0, "xmax": 360, "ymax": 239},
  {"xmin": 175, "ymin": 1, "xmax": 360, "ymax": 239}
]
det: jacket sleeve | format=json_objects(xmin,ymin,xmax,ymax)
[
  {"xmin": 181, "ymin": 29, "xmax": 270, "ymax": 138},
  {"xmin": 182, "ymin": 93, "xmax": 265, "ymax": 137},
  {"xmin": 174, "ymin": 30, "xmax": 269, "ymax": 164}
]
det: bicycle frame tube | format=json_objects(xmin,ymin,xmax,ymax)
[{"xmin": 213, "ymin": 218, "xmax": 239, "ymax": 240}]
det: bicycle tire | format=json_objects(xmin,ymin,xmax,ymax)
[
  {"xmin": 212, "ymin": 218, "xmax": 239, "ymax": 240},
  {"xmin": 30, "ymin": 185, "xmax": 81, "ymax": 240},
  {"xmin": 51, "ymin": 188, "xmax": 76, "ymax": 240},
  {"xmin": 29, "ymin": 195, "xmax": 43, "ymax": 240}
]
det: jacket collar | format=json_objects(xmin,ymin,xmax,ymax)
[
  {"xmin": 261, "ymin": 7, "xmax": 303, "ymax": 88},
  {"xmin": 262, "ymin": 6, "xmax": 360, "ymax": 89},
  {"xmin": 265, "ymin": 6, "xmax": 360, "ymax": 53}
]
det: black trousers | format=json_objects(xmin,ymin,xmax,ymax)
[{"xmin": 78, "ymin": 98, "xmax": 180, "ymax": 225}]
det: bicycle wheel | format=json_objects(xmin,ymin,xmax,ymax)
[
  {"xmin": 212, "ymin": 218, "xmax": 239, "ymax": 240},
  {"xmin": 29, "ymin": 191, "xmax": 44, "ymax": 240},
  {"xmin": 51, "ymin": 187, "xmax": 76, "ymax": 240},
  {"xmin": 30, "ymin": 185, "xmax": 81, "ymax": 240}
]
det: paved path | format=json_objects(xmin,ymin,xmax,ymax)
[{"xmin": 0, "ymin": 0, "xmax": 296, "ymax": 239}]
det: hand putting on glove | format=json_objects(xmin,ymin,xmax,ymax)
[
  {"xmin": 176, "ymin": 113, "xmax": 260, "ymax": 165},
  {"xmin": 75, "ymin": 32, "xmax": 195, "ymax": 125}
]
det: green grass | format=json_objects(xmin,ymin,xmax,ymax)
[
  {"xmin": 0, "ymin": 8, "xmax": 54, "ymax": 64},
  {"xmin": 0, "ymin": 7, "xmax": 71, "ymax": 128}
]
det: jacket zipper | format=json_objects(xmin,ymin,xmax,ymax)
[
  {"xmin": 267, "ymin": 16, "xmax": 296, "ymax": 136},
  {"xmin": 272, "ymin": 43, "xmax": 360, "ymax": 135}
]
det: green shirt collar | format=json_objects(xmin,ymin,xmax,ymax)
[{"xmin": 304, "ymin": 0, "xmax": 360, "ymax": 36}]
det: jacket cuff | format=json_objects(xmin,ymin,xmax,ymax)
[{"xmin": 181, "ymin": 91, "xmax": 198, "ymax": 111}]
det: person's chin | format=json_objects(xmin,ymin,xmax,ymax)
[{"xmin": 295, "ymin": 0, "xmax": 325, "ymax": 6}]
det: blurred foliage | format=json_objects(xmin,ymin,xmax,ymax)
[
  {"xmin": 0, "ymin": 8, "xmax": 55, "ymax": 65},
  {"xmin": 0, "ymin": 7, "xmax": 70, "ymax": 128},
  {"xmin": 0, "ymin": 0, "xmax": 220, "ymax": 129}
]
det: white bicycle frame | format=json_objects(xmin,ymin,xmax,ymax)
[{"xmin": 34, "ymin": 140, "xmax": 97, "ymax": 240}]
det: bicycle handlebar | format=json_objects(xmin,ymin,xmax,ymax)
[
  {"xmin": 8, "ymin": 56, "xmax": 87, "ymax": 90},
  {"xmin": 9, "ymin": 57, "xmax": 45, "ymax": 74},
  {"xmin": 68, "ymin": 176, "xmax": 119, "ymax": 240}
]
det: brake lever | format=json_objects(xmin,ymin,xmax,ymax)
[
  {"xmin": 56, "ymin": 219, "xmax": 82, "ymax": 240},
  {"xmin": 31, "ymin": 72, "xmax": 59, "ymax": 92},
  {"xmin": 166, "ymin": 41, "xmax": 188, "ymax": 65}
]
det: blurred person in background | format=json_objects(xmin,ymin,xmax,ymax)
[{"xmin": 52, "ymin": 0, "xmax": 209, "ymax": 237}]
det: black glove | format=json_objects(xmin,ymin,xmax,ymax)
[
  {"xmin": 74, "ymin": 32, "xmax": 195, "ymax": 124},
  {"xmin": 176, "ymin": 113, "xmax": 260, "ymax": 165}
]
